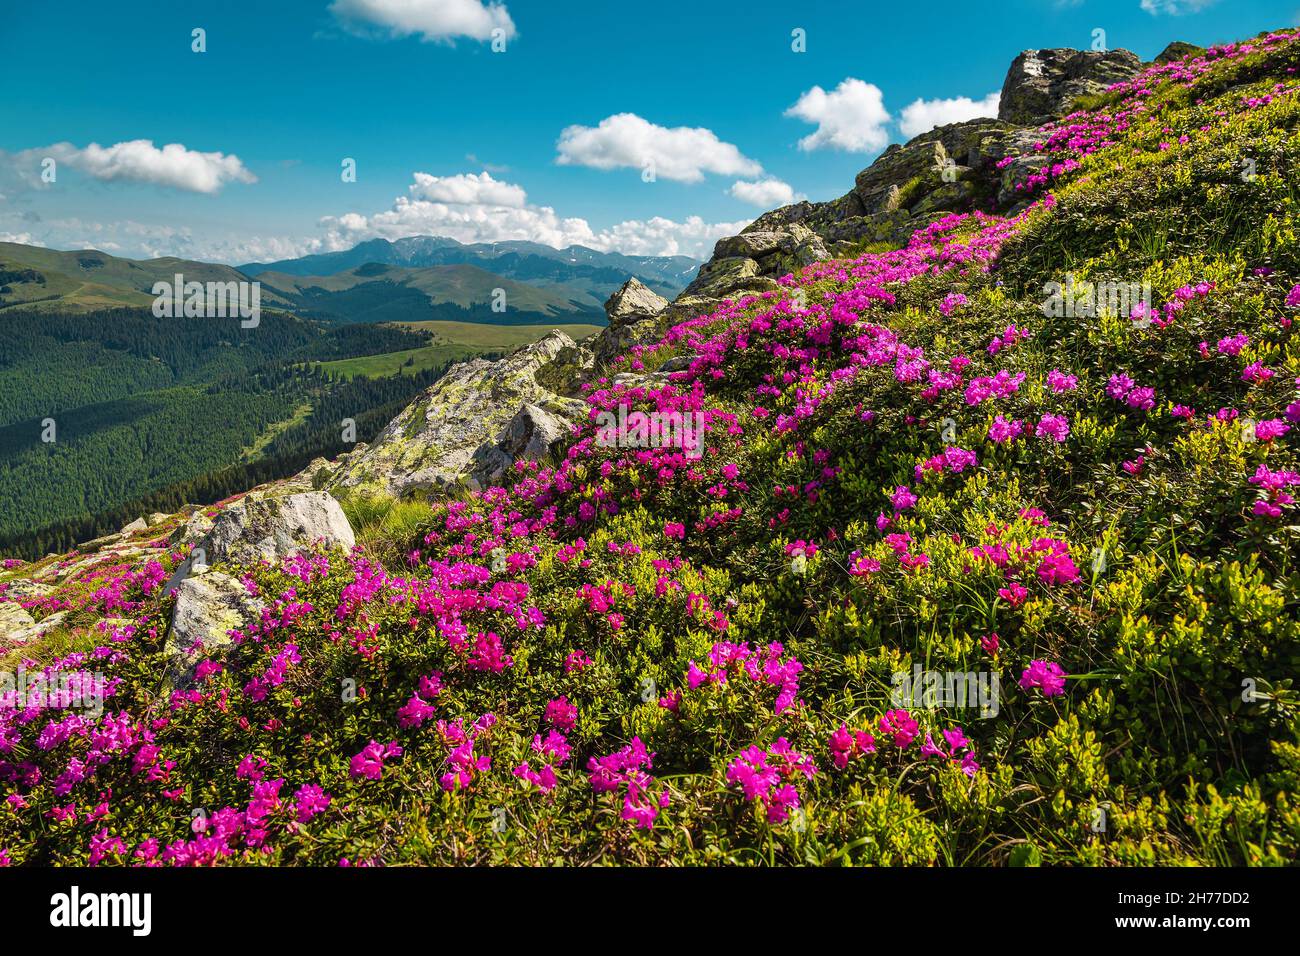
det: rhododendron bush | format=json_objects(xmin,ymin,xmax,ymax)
[{"xmin": 4, "ymin": 31, "xmax": 1300, "ymax": 867}]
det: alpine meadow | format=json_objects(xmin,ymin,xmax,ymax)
[{"xmin": 1, "ymin": 0, "xmax": 1298, "ymax": 927}]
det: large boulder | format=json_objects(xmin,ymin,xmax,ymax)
[
  {"xmin": 331, "ymin": 330, "xmax": 586, "ymax": 497},
  {"xmin": 592, "ymin": 278, "xmax": 669, "ymax": 367},
  {"xmin": 165, "ymin": 571, "xmax": 266, "ymax": 686},
  {"xmin": 166, "ymin": 491, "xmax": 355, "ymax": 591},
  {"xmin": 998, "ymin": 48, "xmax": 1142, "ymax": 126},
  {"xmin": 0, "ymin": 601, "xmax": 36, "ymax": 642},
  {"xmin": 469, "ymin": 403, "xmax": 574, "ymax": 487},
  {"xmin": 200, "ymin": 491, "xmax": 355, "ymax": 567}
]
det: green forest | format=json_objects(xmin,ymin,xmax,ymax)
[{"xmin": 0, "ymin": 307, "xmax": 485, "ymax": 558}]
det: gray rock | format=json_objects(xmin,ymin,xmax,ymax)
[
  {"xmin": 332, "ymin": 330, "xmax": 586, "ymax": 497},
  {"xmin": 0, "ymin": 601, "xmax": 36, "ymax": 641},
  {"xmin": 470, "ymin": 402, "xmax": 581, "ymax": 488},
  {"xmin": 201, "ymin": 492, "xmax": 355, "ymax": 567},
  {"xmin": 592, "ymin": 279, "xmax": 670, "ymax": 367},
  {"xmin": 120, "ymin": 517, "xmax": 148, "ymax": 535},
  {"xmin": 1, "ymin": 608, "xmax": 69, "ymax": 647},
  {"xmin": 166, "ymin": 572, "xmax": 266, "ymax": 686},
  {"xmin": 165, "ymin": 491, "xmax": 354, "ymax": 592},
  {"xmin": 604, "ymin": 277, "xmax": 669, "ymax": 323},
  {"xmin": 998, "ymin": 48, "xmax": 1142, "ymax": 126}
]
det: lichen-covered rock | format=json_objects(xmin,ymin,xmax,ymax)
[
  {"xmin": 0, "ymin": 601, "xmax": 36, "ymax": 642},
  {"xmin": 331, "ymin": 330, "xmax": 586, "ymax": 497},
  {"xmin": 998, "ymin": 48, "xmax": 1142, "ymax": 125},
  {"xmin": 170, "ymin": 510, "xmax": 216, "ymax": 549},
  {"xmin": 165, "ymin": 571, "xmax": 265, "ymax": 686},
  {"xmin": 201, "ymin": 492, "xmax": 355, "ymax": 567},
  {"xmin": 592, "ymin": 278, "xmax": 670, "ymax": 367}
]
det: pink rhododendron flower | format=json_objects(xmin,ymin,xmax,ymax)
[
  {"xmin": 349, "ymin": 740, "xmax": 403, "ymax": 781},
  {"xmin": 1019, "ymin": 660, "xmax": 1068, "ymax": 697},
  {"xmin": 1036, "ymin": 414, "xmax": 1070, "ymax": 442}
]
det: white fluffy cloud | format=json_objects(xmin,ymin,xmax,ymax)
[
  {"xmin": 408, "ymin": 171, "xmax": 528, "ymax": 207},
  {"xmin": 315, "ymin": 170, "xmax": 748, "ymax": 259},
  {"xmin": 556, "ymin": 113, "xmax": 763, "ymax": 183},
  {"xmin": 1139, "ymin": 0, "xmax": 1217, "ymax": 14},
  {"xmin": 1, "ymin": 166, "xmax": 749, "ymax": 263},
  {"xmin": 329, "ymin": 0, "xmax": 516, "ymax": 42},
  {"xmin": 21, "ymin": 140, "xmax": 256, "ymax": 194},
  {"xmin": 785, "ymin": 79, "xmax": 891, "ymax": 153},
  {"xmin": 591, "ymin": 215, "xmax": 751, "ymax": 258},
  {"xmin": 729, "ymin": 178, "xmax": 798, "ymax": 207},
  {"xmin": 899, "ymin": 90, "xmax": 1002, "ymax": 139}
]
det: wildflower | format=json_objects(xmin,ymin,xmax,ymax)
[
  {"xmin": 1254, "ymin": 419, "xmax": 1290, "ymax": 441},
  {"xmin": 726, "ymin": 739, "xmax": 816, "ymax": 823},
  {"xmin": 1242, "ymin": 361, "xmax": 1274, "ymax": 384},
  {"xmin": 1045, "ymin": 369, "xmax": 1076, "ymax": 392},
  {"xmin": 999, "ymin": 581, "xmax": 1030, "ymax": 606},
  {"xmin": 467, "ymin": 631, "xmax": 513, "ymax": 673},
  {"xmin": 890, "ymin": 486, "xmax": 918, "ymax": 511},
  {"xmin": 1036, "ymin": 414, "xmax": 1070, "ymax": 442},
  {"xmin": 828, "ymin": 723, "xmax": 875, "ymax": 769},
  {"xmin": 349, "ymin": 740, "xmax": 403, "ymax": 781},
  {"xmin": 988, "ymin": 415, "xmax": 1025, "ymax": 444},
  {"xmin": 545, "ymin": 696, "xmax": 578, "ymax": 732},
  {"xmin": 879, "ymin": 709, "xmax": 919, "ymax": 748},
  {"xmin": 293, "ymin": 784, "xmax": 331, "ymax": 823},
  {"xmin": 1019, "ymin": 660, "xmax": 1068, "ymax": 697}
]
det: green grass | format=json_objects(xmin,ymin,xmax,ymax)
[
  {"xmin": 311, "ymin": 321, "xmax": 605, "ymax": 380},
  {"xmin": 240, "ymin": 401, "xmax": 313, "ymax": 461},
  {"xmin": 399, "ymin": 320, "xmax": 604, "ymax": 350},
  {"xmin": 311, "ymin": 343, "xmax": 483, "ymax": 380}
]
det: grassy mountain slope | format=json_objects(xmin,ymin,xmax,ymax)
[
  {"xmin": 256, "ymin": 262, "xmax": 605, "ymax": 322},
  {"xmin": 3, "ymin": 30, "xmax": 1300, "ymax": 867},
  {"xmin": 0, "ymin": 243, "xmax": 295, "ymax": 312}
]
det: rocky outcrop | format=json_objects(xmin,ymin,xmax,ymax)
[
  {"xmin": 166, "ymin": 491, "xmax": 355, "ymax": 592},
  {"xmin": 331, "ymin": 330, "xmax": 586, "ymax": 497},
  {"xmin": 165, "ymin": 571, "xmax": 265, "ymax": 686},
  {"xmin": 998, "ymin": 48, "xmax": 1142, "ymax": 125},
  {"xmin": 1154, "ymin": 41, "xmax": 1202, "ymax": 66},
  {"xmin": 200, "ymin": 491, "xmax": 354, "ymax": 567},
  {"xmin": 681, "ymin": 45, "xmax": 1143, "ymax": 309},
  {"xmin": 683, "ymin": 119, "xmax": 1021, "ymax": 303},
  {"xmin": 592, "ymin": 278, "xmax": 669, "ymax": 367},
  {"xmin": 0, "ymin": 601, "xmax": 36, "ymax": 640}
]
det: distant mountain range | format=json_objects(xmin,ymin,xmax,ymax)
[
  {"xmin": 0, "ymin": 236, "xmax": 701, "ymax": 324},
  {"xmin": 240, "ymin": 236, "xmax": 701, "ymax": 302}
]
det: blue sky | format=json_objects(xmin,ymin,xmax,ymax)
[{"xmin": 0, "ymin": 0, "xmax": 1295, "ymax": 263}]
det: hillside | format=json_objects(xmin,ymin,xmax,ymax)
[
  {"xmin": 240, "ymin": 235, "xmax": 701, "ymax": 301},
  {"xmin": 2, "ymin": 28, "xmax": 1300, "ymax": 869},
  {"xmin": 255, "ymin": 261, "xmax": 606, "ymax": 324},
  {"xmin": 0, "ymin": 243, "xmax": 295, "ymax": 313}
]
